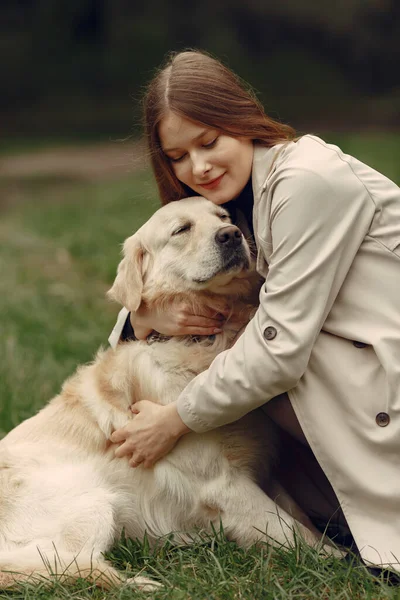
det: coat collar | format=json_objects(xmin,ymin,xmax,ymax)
[
  {"xmin": 251, "ymin": 143, "xmax": 287, "ymax": 252},
  {"xmin": 251, "ymin": 143, "xmax": 285, "ymax": 201}
]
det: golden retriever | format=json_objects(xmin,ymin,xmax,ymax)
[{"xmin": 0, "ymin": 197, "xmax": 327, "ymax": 590}]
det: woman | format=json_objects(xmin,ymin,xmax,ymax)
[{"xmin": 109, "ymin": 50, "xmax": 400, "ymax": 568}]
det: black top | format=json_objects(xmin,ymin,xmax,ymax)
[{"xmin": 224, "ymin": 178, "xmax": 254, "ymax": 238}]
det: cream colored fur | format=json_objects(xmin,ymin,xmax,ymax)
[{"xmin": 0, "ymin": 197, "xmax": 330, "ymax": 590}]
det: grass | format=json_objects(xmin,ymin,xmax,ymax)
[{"xmin": 0, "ymin": 133, "xmax": 400, "ymax": 598}]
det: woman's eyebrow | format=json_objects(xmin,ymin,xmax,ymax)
[{"xmin": 163, "ymin": 129, "xmax": 213, "ymax": 153}]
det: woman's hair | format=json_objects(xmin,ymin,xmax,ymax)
[{"xmin": 143, "ymin": 49, "xmax": 296, "ymax": 205}]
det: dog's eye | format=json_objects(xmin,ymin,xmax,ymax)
[
  {"xmin": 172, "ymin": 224, "xmax": 191, "ymax": 236},
  {"xmin": 218, "ymin": 213, "xmax": 230, "ymax": 221}
]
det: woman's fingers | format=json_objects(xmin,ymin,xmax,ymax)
[
  {"xmin": 179, "ymin": 326, "xmax": 223, "ymax": 336},
  {"xmin": 129, "ymin": 456, "xmax": 144, "ymax": 468},
  {"xmin": 160, "ymin": 315, "xmax": 225, "ymax": 336},
  {"xmin": 184, "ymin": 316, "xmax": 225, "ymax": 328},
  {"xmin": 130, "ymin": 298, "xmax": 231, "ymax": 338},
  {"xmin": 196, "ymin": 314, "xmax": 226, "ymax": 325},
  {"xmin": 110, "ymin": 428, "xmax": 126, "ymax": 444},
  {"xmin": 111, "ymin": 402, "xmax": 189, "ymax": 469},
  {"xmin": 177, "ymin": 301, "xmax": 229, "ymax": 320},
  {"xmin": 177, "ymin": 311, "xmax": 224, "ymax": 324},
  {"xmin": 111, "ymin": 434, "xmax": 145, "ymax": 464},
  {"xmin": 114, "ymin": 440, "xmax": 132, "ymax": 458},
  {"xmin": 113, "ymin": 439, "xmax": 145, "ymax": 465}
]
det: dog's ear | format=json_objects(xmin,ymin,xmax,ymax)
[{"xmin": 107, "ymin": 234, "xmax": 144, "ymax": 312}]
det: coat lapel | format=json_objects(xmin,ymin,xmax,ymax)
[{"xmin": 251, "ymin": 143, "xmax": 285, "ymax": 269}]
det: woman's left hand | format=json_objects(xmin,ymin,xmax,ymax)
[{"xmin": 110, "ymin": 401, "xmax": 191, "ymax": 468}]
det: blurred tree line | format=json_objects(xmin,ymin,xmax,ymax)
[{"xmin": 0, "ymin": 0, "xmax": 399, "ymax": 137}]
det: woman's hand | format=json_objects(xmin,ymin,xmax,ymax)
[
  {"xmin": 110, "ymin": 401, "xmax": 191, "ymax": 468},
  {"xmin": 131, "ymin": 301, "xmax": 229, "ymax": 340}
]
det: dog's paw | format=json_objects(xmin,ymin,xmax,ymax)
[{"xmin": 125, "ymin": 575, "xmax": 163, "ymax": 591}]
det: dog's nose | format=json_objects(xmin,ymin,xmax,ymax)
[{"xmin": 215, "ymin": 226, "xmax": 242, "ymax": 248}]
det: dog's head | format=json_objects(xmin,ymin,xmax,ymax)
[{"xmin": 108, "ymin": 197, "xmax": 253, "ymax": 311}]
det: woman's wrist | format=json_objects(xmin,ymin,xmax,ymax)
[
  {"xmin": 166, "ymin": 403, "xmax": 191, "ymax": 438},
  {"xmin": 130, "ymin": 309, "xmax": 153, "ymax": 340}
]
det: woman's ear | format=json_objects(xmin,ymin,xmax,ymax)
[{"xmin": 107, "ymin": 234, "xmax": 144, "ymax": 312}]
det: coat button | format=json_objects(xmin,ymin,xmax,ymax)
[
  {"xmin": 376, "ymin": 412, "xmax": 390, "ymax": 427},
  {"xmin": 263, "ymin": 326, "xmax": 277, "ymax": 341},
  {"xmin": 353, "ymin": 341, "xmax": 367, "ymax": 348}
]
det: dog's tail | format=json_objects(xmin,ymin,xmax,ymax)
[{"xmin": 0, "ymin": 546, "xmax": 158, "ymax": 591}]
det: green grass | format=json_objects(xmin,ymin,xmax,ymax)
[
  {"xmin": 0, "ymin": 134, "xmax": 400, "ymax": 598},
  {"xmin": 0, "ymin": 169, "xmax": 158, "ymax": 435}
]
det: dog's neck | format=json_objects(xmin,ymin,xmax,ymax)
[
  {"xmin": 140, "ymin": 287, "xmax": 259, "ymax": 349},
  {"xmin": 142, "ymin": 273, "xmax": 262, "ymax": 317}
]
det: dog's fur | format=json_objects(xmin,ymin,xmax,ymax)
[{"xmin": 0, "ymin": 197, "xmax": 327, "ymax": 590}]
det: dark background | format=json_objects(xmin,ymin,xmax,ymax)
[{"xmin": 1, "ymin": 0, "xmax": 399, "ymax": 139}]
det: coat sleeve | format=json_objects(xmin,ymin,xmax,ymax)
[{"xmin": 176, "ymin": 167, "xmax": 376, "ymax": 432}]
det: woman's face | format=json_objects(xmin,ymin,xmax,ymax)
[{"xmin": 158, "ymin": 112, "xmax": 254, "ymax": 205}]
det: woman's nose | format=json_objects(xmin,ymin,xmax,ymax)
[{"xmin": 191, "ymin": 153, "xmax": 211, "ymax": 177}]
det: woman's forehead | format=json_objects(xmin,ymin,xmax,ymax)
[{"xmin": 159, "ymin": 112, "xmax": 214, "ymax": 151}]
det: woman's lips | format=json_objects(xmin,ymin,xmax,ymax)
[{"xmin": 199, "ymin": 173, "xmax": 225, "ymax": 190}]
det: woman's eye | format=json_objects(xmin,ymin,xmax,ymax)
[
  {"xmin": 172, "ymin": 224, "xmax": 191, "ymax": 236},
  {"xmin": 203, "ymin": 137, "xmax": 218, "ymax": 149},
  {"xmin": 169, "ymin": 154, "xmax": 186, "ymax": 163}
]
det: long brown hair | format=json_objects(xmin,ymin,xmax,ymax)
[{"xmin": 143, "ymin": 50, "xmax": 296, "ymax": 205}]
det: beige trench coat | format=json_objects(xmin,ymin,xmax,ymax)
[
  {"xmin": 174, "ymin": 136, "xmax": 400, "ymax": 568},
  {"xmin": 110, "ymin": 135, "xmax": 400, "ymax": 567}
]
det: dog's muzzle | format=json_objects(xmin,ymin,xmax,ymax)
[
  {"xmin": 216, "ymin": 225, "xmax": 249, "ymax": 272},
  {"xmin": 215, "ymin": 225, "xmax": 242, "ymax": 249},
  {"xmin": 192, "ymin": 225, "xmax": 249, "ymax": 284}
]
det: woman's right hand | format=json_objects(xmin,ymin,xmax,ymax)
[{"xmin": 130, "ymin": 301, "xmax": 229, "ymax": 340}]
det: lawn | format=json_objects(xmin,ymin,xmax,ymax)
[{"xmin": 0, "ymin": 132, "xmax": 400, "ymax": 598}]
